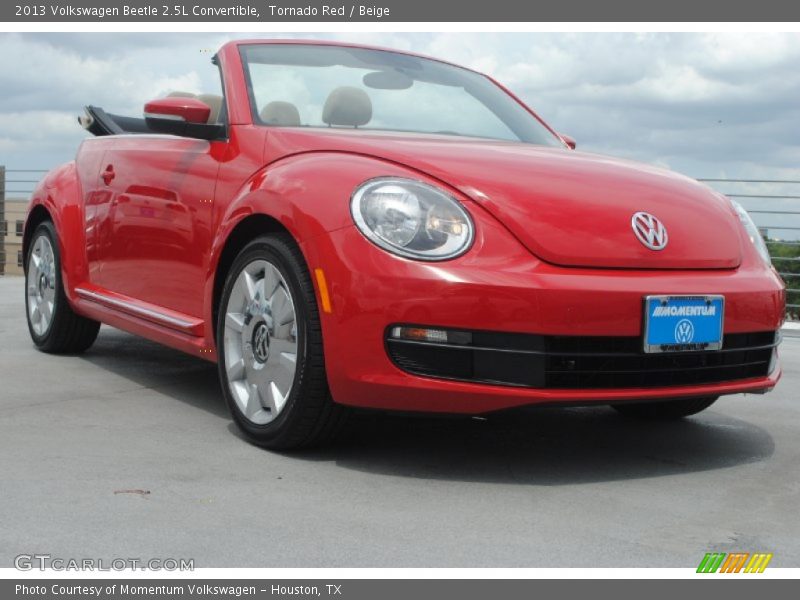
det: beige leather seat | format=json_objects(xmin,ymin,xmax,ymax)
[
  {"xmin": 196, "ymin": 93, "xmax": 223, "ymax": 124},
  {"xmin": 322, "ymin": 87, "xmax": 372, "ymax": 127},
  {"xmin": 260, "ymin": 101, "xmax": 301, "ymax": 126}
]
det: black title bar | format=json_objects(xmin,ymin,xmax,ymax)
[{"xmin": 4, "ymin": 0, "xmax": 800, "ymax": 22}]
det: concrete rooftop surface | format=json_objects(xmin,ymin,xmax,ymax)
[{"xmin": 0, "ymin": 275, "xmax": 798, "ymax": 568}]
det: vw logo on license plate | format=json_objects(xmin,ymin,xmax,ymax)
[{"xmin": 675, "ymin": 319, "xmax": 695, "ymax": 343}]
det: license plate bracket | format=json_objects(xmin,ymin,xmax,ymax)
[{"xmin": 643, "ymin": 295, "xmax": 724, "ymax": 353}]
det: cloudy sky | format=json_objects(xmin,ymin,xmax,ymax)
[{"xmin": 1, "ymin": 32, "xmax": 799, "ymax": 200}]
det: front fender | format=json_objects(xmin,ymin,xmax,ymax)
[
  {"xmin": 205, "ymin": 151, "xmax": 441, "ymax": 344},
  {"xmin": 214, "ymin": 151, "xmax": 424, "ymax": 247},
  {"xmin": 24, "ymin": 161, "xmax": 87, "ymax": 304}
]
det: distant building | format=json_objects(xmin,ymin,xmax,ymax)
[
  {"xmin": 2, "ymin": 198, "xmax": 27, "ymax": 276},
  {"xmin": 758, "ymin": 227, "xmax": 770, "ymax": 241}
]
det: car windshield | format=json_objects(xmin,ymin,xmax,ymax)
[{"xmin": 240, "ymin": 44, "xmax": 562, "ymax": 146}]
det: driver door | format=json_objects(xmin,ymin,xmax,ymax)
[{"xmin": 92, "ymin": 134, "xmax": 224, "ymax": 320}]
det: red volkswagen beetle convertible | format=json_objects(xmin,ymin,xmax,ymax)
[{"xmin": 24, "ymin": 40, "xmax": 784, "ymax": 448}]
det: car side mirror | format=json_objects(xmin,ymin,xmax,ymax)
[
  {"xmin": 144, "ymin": 97, "xmax": 224, "ymax": 140},
  {"xmin": 560, "ymin": 133, "xmax": 576, "ymax": 150}
]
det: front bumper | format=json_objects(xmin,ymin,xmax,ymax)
[{"xmin": 302, "ymin": 223, "xmax": 785, "ymax": 414}]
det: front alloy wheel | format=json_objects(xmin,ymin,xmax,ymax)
[
  {"xmin": 223, "ymin": 259, "xmax": 298, "ymax": 425},
  {"xmin": 217, "ymin": 234, "xmax": 347, "ymax": 449}
]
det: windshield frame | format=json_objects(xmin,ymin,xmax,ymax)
[{"xmin": 238, "ymin": 42, "xmax": 564, "ymax": 147}]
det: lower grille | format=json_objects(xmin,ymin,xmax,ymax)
[{"xmin": 386, "ymin": 328, "xmax": 778, "ymax": 389}]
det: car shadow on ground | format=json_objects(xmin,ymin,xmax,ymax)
[
  {"xmin": 83, "ymin": 328, "xmax": 775, "ymax": 486},
  {"xmin": 80, "ymin": 327, "xmax": 229, "ymax": 419},
  {"xmin": 296, "ymin": 407, "xmax": 775, "ymax": 485}
]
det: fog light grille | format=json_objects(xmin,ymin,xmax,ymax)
[{"xmin": 386, "ymin": 326, "xmax": 778, "ymax": 389}]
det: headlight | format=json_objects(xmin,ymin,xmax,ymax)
[
  {"xmin": 731, "ymin": 200, "xmax": 771, "ymax": 265},
  {"xmin": 351, "ymin": 177, "xmax": 474, "ymax": 260}
]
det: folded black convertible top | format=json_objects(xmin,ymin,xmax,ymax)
[{"xmin": 79, "ymin": 106, "xmax": 154, "ymax": 136}]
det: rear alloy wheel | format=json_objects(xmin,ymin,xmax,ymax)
[
  {"xmin": 612, "ymin": 396, "xmax": 719, "ymax": 419},
  {"xmin": 217, "ymin": 234, "xmax": 347, "ymax": 449},
  {"xmin": 25, "ymin": 222, "xmax": 100, "ymax": 353}
]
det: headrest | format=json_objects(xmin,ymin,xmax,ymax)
[
  {"xmin": 167, "ymin": 91, "xmax": 196, "ymax": 98},
  {"xmin": 196, "ymin": 93, "xmax": 223, "ymax": 124},
  {"xmin": 322, "ymin": 87, "xmax": 372, "ymax": 127},
  {"xmin": 260, "ymin": 101, "xmax": 301, "ymax": 126}
]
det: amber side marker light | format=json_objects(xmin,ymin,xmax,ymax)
[
  {"xmin": 314, "ymin": 268, "xmax": 333, "ymax": 314},
  {"xmin": 389, "ymin": 326, "xmax": 472, "ymax": 345}
]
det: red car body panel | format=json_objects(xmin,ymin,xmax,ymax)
[
  {"xmin": 310, "ymin": 226, "xmax": 782, "ymax": 412},
  {"xmin": 263, "ymin": 128, "xmax": 744, "ymax": 270},
  {"xmin": 86, "ymin": 135, "xmax": 223, "ymax": 319},
  {"xmin": 24, "ymin": 39, "xmax": 785, "ymax": 414}
]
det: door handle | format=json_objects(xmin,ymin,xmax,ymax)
[{"xmin": 102, "ymin": 165, "xmax": 115, "ymax": 185}]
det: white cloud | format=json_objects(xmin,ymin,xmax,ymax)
[{"xmin": 0, "ymin": 32, "xmax": 798, "ymax": 184}]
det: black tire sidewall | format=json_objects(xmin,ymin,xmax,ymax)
[{"xmin": 216, "ymin": 236, "xmax": 316, "ymax": 444}]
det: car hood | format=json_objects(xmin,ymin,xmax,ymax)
[{"xmin": 267, "ymin": 129, "xmax": 743, "ymax": 269}]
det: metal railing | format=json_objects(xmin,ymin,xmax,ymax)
[
  {"xmin": 2, "ymin": 169, "xmax": 48, "ymax": 197},
  {"xmin": 699, "ymin": 179, "xmax": 800, "ymax": 320},
  {"xmin": 1, "ymin": 169, "xmax": 50, "ymax": 276},
  {"xmin": 2, "ymin": 170, "xmax": 800, "ymax": 319}
]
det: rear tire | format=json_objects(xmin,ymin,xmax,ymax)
[
  {"xmin": 612, "ymin": 396, "xmax": 719, "ymax": 419},
  {"xmin": 25, "ymin": 221, "xmax": 100, "ymax": 354},
  {"xmin": 216, "ymin": 233, "xmax": 347, "ymax": 450}
]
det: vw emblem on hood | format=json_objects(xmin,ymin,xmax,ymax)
[{"xmin": 631, "ymin": 212, "xmax": 668, "ymax": 250}]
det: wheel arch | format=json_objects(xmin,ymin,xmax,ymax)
[
  {"xmin": 206, "ymin": 150, "xmax": 427, "ymax": 346},
  {"xmin": 210, "ymin": 214, "xmax": 296, "ymax": 341},
  {"xmin": 22, "ymin": 204, "xmax": 54, "ymax": 274},
  {"xmin": 23, "ymin": 161, "xmax": 87, "ymax": 301}
]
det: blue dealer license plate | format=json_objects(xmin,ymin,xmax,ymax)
[{"xmin": 643, "ymin": 295, "xmax": 724, "ymax": 353}]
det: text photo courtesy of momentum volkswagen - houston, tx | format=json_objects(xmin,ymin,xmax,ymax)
[{"xmin": 0, "ymin": 0, "xmax": 799, "ymax": 592}]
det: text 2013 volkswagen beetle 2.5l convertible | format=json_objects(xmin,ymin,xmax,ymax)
[{"xmin": 24, "ymin": 40, "xmax": 784, "ymax": 448}]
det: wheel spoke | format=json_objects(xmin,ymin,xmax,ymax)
[
  {"xmin": 225, "ymin": 312, "xmax": 245, "ymax": 333},
  {"xmin": 245, "ymin": 384, "xmax": 264, "ymax": 419},
  {"xmin": 266, "ymin": 344, "xmax": 296, "ymax": 394},
  {"xmin": 31, "ymin": 238, "xmax": 43, "ymax": 267},
  {"xmin": 226, "ymin": 357, "xmax": 246, "ymax": 382},
  {"xmin": 270, "ymin": 287, "xmax": 296, "ymax": 340},
  {"xmin": 268, "ymin": 381, "xmax": 288, "ymax": 415},
  {"xmin": 263, "ymin": 265, "xmax": 281, "ymax": 300},
  {"xmin": 280, "ymin": 351, "xmax": 297, "ymax": 369},
  {"xmin": 241, "ymin": 270, "xmax": 258, "ymax": 303},
  {"xmin": 232, "ymin": 380, "xmax": 249, "ymax": 413},
  {"xmin": 41, "ymin": 300, "xmax": 53, "ymax": 323}
]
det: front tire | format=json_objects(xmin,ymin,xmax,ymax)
[
  {"xmin": 612, "ymin": 396, "xmax": 719, "ymax": 419},
  {"xmin": 216, "ymin": 233, "xmax": 347, "ymax": 449},
  {"xmin": 25, "ymin": 221, "xmax": 100, "ymax": 354}
]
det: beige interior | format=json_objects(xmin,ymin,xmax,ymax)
[
  {"xmin": 166, "ymin": 91, "xmax": 196, "ymax": 98},
  {"xmin": 260, "ymin": 101, "xmax": 301, "ymax": 126},
  {"xmin": 196, "ymin": 94, "xmax": 223, "ymax": 124},
  {"xmin": 322, "ymin": 87, "xmax": 372, "ymax": 127}
]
